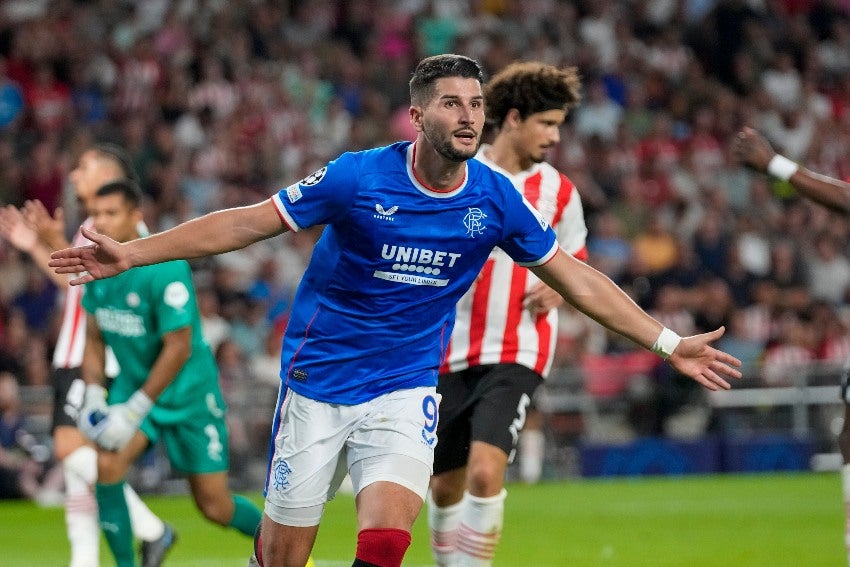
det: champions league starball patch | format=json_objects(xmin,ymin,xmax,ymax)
[{"xmin": 299, "ymin": 167, "xmax": 327, "ymax": 186}]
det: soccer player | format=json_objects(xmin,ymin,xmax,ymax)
[
  {"xmin": 0, "ymin": 144, "xmax": 174, "ymax": 567},
  {"xmin": 428, "ymin": 61, "xmax": 587, "ymax": 566},
  {"xmin": 50, "ymin": 54, "xmax": 741, "ymax": 567},
  {"xmin": 734, "ymin": 126, "xmax": 850, "ymax": 566},
  {"xmin": 75, "ymin": 179, "xmax": 262, "ymax": 567}
]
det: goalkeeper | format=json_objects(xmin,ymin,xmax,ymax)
[{"xmin": 77, "ymin": 179, "xmax": 262, "ymax": 567}]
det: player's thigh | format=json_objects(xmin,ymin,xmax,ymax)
[
  {"xmin": 265, "ymin": 388, "xmax": 351, "ymax": 527},
  {"xmin": 347, "ymin": 386, "xmax": 440, "ymax": 501},
  {"xmin": 433, "ymin": 369, "xmax": 478, "ymax": 475},
  {"xmin": 471, "ymin": 364, "xmax": 542, "ymax": 458},
  {"xmin": 436, "ymin": 368, "xmax": 477, "ymax": 423},
  {"xmin": 52, "ymin": 367, "xmax": 82, "ymax": 431}
]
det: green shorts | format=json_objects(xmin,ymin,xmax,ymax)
[{"xmin": 139, "ymin": 390, "xmax": 230, "ymax": 475}]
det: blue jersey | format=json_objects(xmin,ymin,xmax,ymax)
[{"xmin": 271, "ymin": 142, "xmax": 558, "ymax": 404}]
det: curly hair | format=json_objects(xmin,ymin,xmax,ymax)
[{"xmin": 484, "ymin": 62, "xmax": 582, "ymax": 128}]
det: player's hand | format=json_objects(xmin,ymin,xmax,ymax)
[
  {"xmin": 48, "ymin": 227, "xmax": 131, "ymax": 285},
  {"xmin": 0, "ymin": 204, "xmax": 38, "ymax": 252},
  {"xmin": 523, "ymin": 282, "xmax": 564, "ymax": 315},
  {"xmin": 22, "ymin": 199, "xmax": 66, "ymax": 250},
  {"xmin": 667, "ymin": 327, "xmax": 742, "ymax": 391},
  {"xmin": 733, "ymin": 127, "xmax": 775, "ymax": 172},
  {"xmin": 76, "ymin": 384, "xmax": 109, "ymax": 442},
  {"xmin": 93, "ymin": 390, "xmax": 153, "ymax": 451}
]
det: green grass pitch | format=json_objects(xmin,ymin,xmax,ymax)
[{"xmin": 0, "ymin": 472, "xmax": 842, "ymax": 566}]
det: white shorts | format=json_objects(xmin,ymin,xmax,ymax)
[{"xmin": 264, "ymin": 385, "xmax": 440, "ymax": 527}]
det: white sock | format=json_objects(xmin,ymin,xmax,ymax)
[
  {"xmin": 518, "ymin": 428, "xmax": 545, "ymax": 484},
  {"xmin": 456, "ymin": 489, "xmax": 506, "ymax": 567},
  {"xmin": 125, "ymin": 483, "xmax": 165, "ymax": 542},
  {"xmin": 428, "ymin": 490, "xmax": 466, "ymax": 567},
  {"xmin": 841, "ymin": 463, "xmax": 850, "ymax": 565},
  {"xmin": 63, "ymin": 446, "xmax": 99, "ymax": 567}
]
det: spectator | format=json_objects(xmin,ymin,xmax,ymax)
[{"xmin": 0, "ymin": 371, "xmax": 63, "ymax": 502}]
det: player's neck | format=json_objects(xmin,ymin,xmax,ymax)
[
  {"xmin": 411, "ymin": 141, "xmax": 467, "ymax": 192},
  {"xmin": 484, "ymin": 139, "xmax": 529, "ymax": 175}
]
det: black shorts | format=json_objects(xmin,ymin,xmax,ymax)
[
  {"xmin": 52, "ymin": 367, "xmax": 84, "ymax": 431},
  {"xmin": 434, "ymin": 363, "xmax": 542, "ymax": 475}
]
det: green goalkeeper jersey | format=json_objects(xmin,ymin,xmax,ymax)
[{"xmin": 82, "ymin": 259, "xmax": 220, "ymax": 420}]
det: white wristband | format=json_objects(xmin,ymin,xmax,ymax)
[
  {"xmin": 766, "ymin": 154, "xmax": 798, "ymax": 182},
  {"xmin": 651, "ymin": 327, "xmax": 681, "ymax": 360}
]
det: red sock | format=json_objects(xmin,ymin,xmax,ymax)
[
  {"xmin": 355, "ymin": 528, "xmax": 411, "ymax": 567},
  {"xmin": 254, "ymin": 523, "xmax": 263, "ymax": 566}
]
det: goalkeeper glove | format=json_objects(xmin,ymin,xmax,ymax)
[
  {"xmin": 94, "ymin": 390, "xmax": 153, "ymax": 451},
  {"xmin": 76, "ymin": 384, "xmax": 109, "ymax": 442}
]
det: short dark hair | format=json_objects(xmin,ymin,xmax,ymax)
[
  {"xmin": 91, "ymin": 143, "xmax": 138, "ymax": 183},
  {"xmin": 409, "ymin": 54, "xmax": 485, "ymax": 106},
  {"xmin": 95, "ymin": 179, "xmax": 143, "ymax": 208},
  {"xmin": 484, "ymin": 62, "xmax": 582, "ymax": 128}
]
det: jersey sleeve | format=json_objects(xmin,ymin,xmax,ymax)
[
  {"xmin": 556, "ymin": 181, "xmax": 588, "ymax": 261},
  {"xmin": 498, "ymin": 185, "xmax": 559, "ymax": 267},
  {"xmin": 149, "ymin": 261, "xmax": 197, "ymax": 336},
  {"xmin": 270, "ymin": 152, "xmax": 360, "ymax": 231}
]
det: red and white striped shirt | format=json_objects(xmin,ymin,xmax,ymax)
[
  {"xmin": 51, "ymin": 218, "xmax": 94, "ymax": 368},
  {"xmin": 441, "ymin": 147, "xmax": 588, "ymax": 378},
  {"xmin": 52, "ymin": 217, "xmax": 146, "ymax": 373}
]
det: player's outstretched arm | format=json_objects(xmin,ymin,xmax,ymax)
[
  {"xmin": 734, "ymin": 126, "xmax": 850, "ymax": 214},
  {"xmin": 532, "ymin": 250, "xmax": 742, "ymax": 391},
  {"xmin": 50, "ymin": 199, "xmax": 288, "ymax": 285}
]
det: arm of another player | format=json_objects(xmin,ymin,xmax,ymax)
[
  {"xmin": 734, "ymin": 126, "xmax": 850, "ymax": 213},
  {"xmin": 49, "ymin": 199, "xmax": 288, "ymax": 285},
  {"xmin": 95, "ymin": 326, "xmax": 191, "ymax": 452},
  {"xmin": 137, "ymin": 326, "xmax": 191, "ymax": 402},
  {"xmin": 531, "ymin": 249, "xmax": 742, "ymax": 390}
]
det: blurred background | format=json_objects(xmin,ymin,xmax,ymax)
[{"xmin": 2, "ymin": 0, "xmax": 850, "ymax": 497}]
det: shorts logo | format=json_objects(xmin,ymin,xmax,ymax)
[
  {"xmin": 463, "ymin": 207, "xmax": 487, "ymax": 238},
  {"xmin": 204, "ymin": 423, "xmax": 224, "ymax": 462},
  {"xmin": 299, "ymin": 167, "xmax": 327, "ymax": 186},
  {"xmin": 272, "ymin": 458, "xmax": 292, "ymax": 491},
  {"xmin": 206, "ymin": 393, "xmax": 225, "ymax": 418},
  {"xmin": 421, "ymin": 429, "xmax": 436, "ymax": 447}
]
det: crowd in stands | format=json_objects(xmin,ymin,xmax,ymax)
[{"xmin": 2, "ymin": 0, "xmax": 850, "ymax": 485}]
